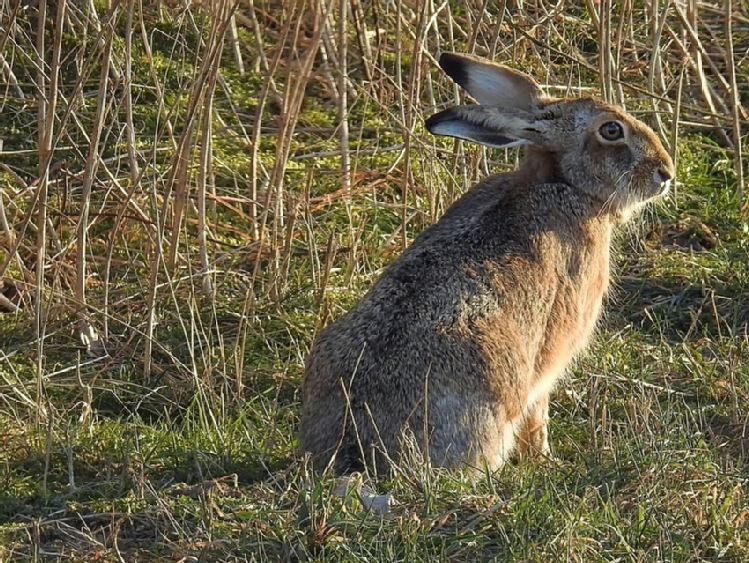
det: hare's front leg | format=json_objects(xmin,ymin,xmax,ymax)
[{"xmin": 516, "ymin": 394, "xmax": 550, "ymax": 458}]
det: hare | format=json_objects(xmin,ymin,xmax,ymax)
[{"xmin": 299, "ymin": 53, "xmax": 674, "ymax": 475}]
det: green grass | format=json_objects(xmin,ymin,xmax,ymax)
[{"xmin": 1, "ymin": 1, "xmax": 748, "ymax": 561}]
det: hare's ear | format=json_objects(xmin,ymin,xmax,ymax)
[
  {"xmin": 425, "ymin": 105, "xmax": 545, "ymax": 149},
  {"xmin": 439, "ymin": 53, "xmax": 543, "ymax": 109}
]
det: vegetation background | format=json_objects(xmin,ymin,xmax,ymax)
[{"xmin": 0, "ymin": 0, "xmax": 747, "ymax": 560}]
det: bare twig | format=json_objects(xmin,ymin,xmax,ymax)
[
  {"xmin": 76, "ymin": 3, "xmax": 116, "ymax": 319},
  {"xmin": 724, "ymin": 0, "xmax": 746, "ymax": 206}
]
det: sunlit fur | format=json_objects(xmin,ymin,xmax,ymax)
[{"xmin": 299, "ymin": 53, "xmax": 675, "ymax": 475}]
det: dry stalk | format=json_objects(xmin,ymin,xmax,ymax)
[
  {"xmin": 164, "ymin": 1, "xmax": 233, "ymax": 274},
  {"xmin": 137, "ymin": 1, "xmax": 178, "ymax": 146},
  {"xmin": 598, "ymin": 0, "xmax": 613, "ymax": 103},
  {"xmin": 338, "ymin": 0, "xmax": 351, "ymax": 193},
  {"xmin": 663, "ymin": 23, "xmax": 732, "ymax": 146},
  {"xmin": 648, "ymin": 0, "xmax": 672, "ymax": 143},
  {"xmin": 242, "ymin": 0, "xmax": 277, "ymax": 240},
  {"xmin": 76, "ymin": 4, "xmax": 116, "ymax": 322},
  {"xmin": 196, "ymin": 3, "xmax": 229, "ymax": 299},
  {"xmin": 672, "ymin": 2, "xmax": 746, "ymax": 118},
  {"xmin": 255, "ymin": 0, "xmax": 334, "ymax": 301},
  {"xmin": 611, "ymin": 0, "xmax": 627, "ymax": 104},
  {"xmin": 124, "ymin": 0, "xmax": 140, "ymax": 184},
  {"xmin": 350, "ymin": 0, "xmax": 374, "ymax": 83},
  {"xmin": 233, "ymin": 0, "xmax": 304, "ymax": 389},
  {"xmin": 143, "ymin": 1, "xmax": 236, "ymax": 378},
  {"xmin": 228, "ymin": 9, "xmax": 245, "ymax": 76},
  {"xmin": 315, "ymin": 230, "xmax": 338, "ymax": 331},
  {"xmin": 395, "ymin": 0, "xmax": 406, "ymax": 248},
  {"xmin": 671, "ymin": 64, "xmax": 686, "ymax": 180},
  {"xmin": 465, "ymin": 0, "xmax": 490, "ymax": 54},
  {"xmin": 724, "ymin": 0, "xmax": 746, "ymax": 205},
  {"xmin": 401, "ymin": 0, "xmax": 430, "ymax": 231},
  {"xmin": 33, "ymin": 0, "xmax": 66, "ymax": 427}
]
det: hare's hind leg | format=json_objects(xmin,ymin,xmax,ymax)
[
  {"xmin": 516, "ymin": 394, "xmax": 550, "ymax": 458},
  {"xmin": 490, "ymin": 419, "xmax": 521, "ymax": 469}
]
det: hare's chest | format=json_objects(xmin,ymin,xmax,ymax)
[
  {"xmin": 533, "ymin": 247, "xmax": 609, "ymax": 380},
  {"xmin": 565, "ymin": 225, "xmax": 611, "ymax": 339},
  {"xmin": 577, "ymin": 250, "xmax": 610, "ymax": 340}
]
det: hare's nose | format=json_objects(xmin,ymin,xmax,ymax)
[
  {"xmin": 652, "ymin": 164, "xmax": 674, "ymax": 195},
  {"xmin": 657, "ymin": 165, "xmax": 674, "ymax": 183}
]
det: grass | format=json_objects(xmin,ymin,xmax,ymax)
[{"xmin": 1, "ymin": 0, "xmax": 748, "ymax": 561}]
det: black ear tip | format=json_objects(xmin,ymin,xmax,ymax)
[
  {"xmin": 424, "ymin": 109, "xmax": 454, "ymax": 134},
  {"xmin": 438, "ymin": 52, "xmax": 460, "ymax": 67},
  {"xmin": 438, "ymin": 52, "xmax": 468, "ymax": 86}
]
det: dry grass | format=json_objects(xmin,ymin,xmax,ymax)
[{"xmin": 0, "ymin": 0, "xmax": 748, "ymax": 560}]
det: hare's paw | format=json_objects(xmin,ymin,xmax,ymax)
[{"xmin": 516, "ymin": 397, "xmax": 550, "ymax": 459}]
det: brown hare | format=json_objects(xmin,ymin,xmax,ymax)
[{"xmin": 299, "ymin": 53, "xmax": 674, "ymax": 475}]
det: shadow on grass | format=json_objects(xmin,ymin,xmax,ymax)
[
  {"xmin": 615, "ymin": 267, "xmax": 749, "ymax": 346},
  {"xmin": 605, "ymin": 248, "xmax": 749, "ymax": 475}
]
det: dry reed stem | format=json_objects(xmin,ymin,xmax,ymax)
[
  {"xmin": 598, "ymin": 0, "xmax": 613, "ymax": 103},
  {"xmin": 144, "ymin": 0, "xmax": 236, "ymax": 378},
  {"xmin": 33, "ymin": 0, "xmax": 66, "ymax": 429},
  {"xmin": 724, "ymin": 0, "xmax": 746, "ymax": 205},
  {"xmin": 76, "ymin": 3, "xmax": 116, "ymax": 319}
]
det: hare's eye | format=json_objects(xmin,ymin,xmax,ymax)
[{"xmin": 599, "ymin": 121, "xmax": 625, "ymax": 141}]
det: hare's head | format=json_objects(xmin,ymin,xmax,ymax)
[{"xmin": 426, "ymin": 53, "xmax": 675, "ymax": 220}]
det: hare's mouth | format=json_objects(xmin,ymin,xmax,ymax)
[
  {"xmin": 650, "ymin": 167, "xmax": 673, "ymax": 197},
  {"xmin": 653, "ymin": 164, "xmax": 674, "ymax": 196},
  {"xmin": 656, "ymin": 178, "xmax": 672, "ymax": 197}
]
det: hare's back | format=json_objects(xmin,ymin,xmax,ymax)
[{"xmin": 305, "ymin": 180, "xmax": 588, "ymax": 384}]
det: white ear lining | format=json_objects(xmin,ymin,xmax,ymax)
[
  {"xmin": 439, "ymin": 54, "xmax": 544, "ymax": 109},
  {"xmin": 426, "ymin": 104, "xmax": 547, "ymax": 150},
  {"xmin": 461, "ymin": 66, "xmax": 542, "ymax": 108},
  {"xmin": 427, "ymin": 118, "xmax": 530, "ymax": 149}
]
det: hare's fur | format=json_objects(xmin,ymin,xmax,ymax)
[{"xmin": 299, "ymin": 53, "xmax": 674, "ymax": 475}]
